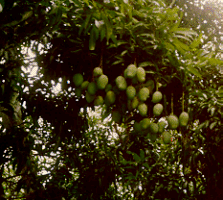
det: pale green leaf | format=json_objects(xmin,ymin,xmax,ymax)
[
  {"xmin": 187, "ymin": 65, "xmax": 202, "ymax": 78},
  {"xmin": 210, "ymin": 121, "xmax": 217, "ymax": 130},
  {"xmin": 190, "ymin": 33, "xmax": 203, "ymax": 49}
]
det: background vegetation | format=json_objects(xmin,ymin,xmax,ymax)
[{"xmin": 0, "ymin": 0, "xmax": 222, "ymax": 199}]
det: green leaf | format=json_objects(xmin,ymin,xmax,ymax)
[
  {"xmin": 102, "ymin": 14, "xmax": 113, "ymax": 41},
  {"xmin": 172, "ymin": 38, "xmax": 189, "ymax": 51},
  {"xmin": 100, "ymin": 26, "xmax": 106, "ymax": 41},
  {"xmin": 89, "ymin": 26, "xmax": 99, "ymax": 50},
  {"xmin": 79, "ymin": 13, "xmax": 92, "ymax": 35},
  {"xmin": 140, "ymin": 149, "xmax": 145, "ymax": 160},
  {"xmin": 164, "ymin": 42, "xmax": 175, "ymax": 51},
  {"xmin": 190, "ymin": 33, "xmax": 203, "ymax": 49},
  {"xmin": 210, "ymin": 121, "xmax": 217, "ymax": 130},
  {"xmin": 22, "ymin": 10, "xmax": 33, "ymax": 21},
  {"xmin": 83, "ymin": 0, "xmax": 89, "ymax": 6},
  {"xmin": 187, "ymin": 65, "xmax": 202, "ymax": 78},
  {"xmin": 110, "ymin": 34, "xmax": 118, "ymax": 46},
  {"xmin": 208, "ymin": 58, "xmax": 223, "ymax": 65},
  {"xmin": 132, "ymin": 153, "xmax": 141, "ymax": 163},
  {"xmin": 128, "ymin": 5, "xmax": 132, "ymax": 21},
  {"xmin": 169, "ymin": 11, "xmax": 183, "ymax": 32},
  {"xmin": 139, "ymin": 61, "xmax": 154, "ymax": 67},
  {"xmin": 143, "ymin": 163, "xmax": 150, "ymax": 169}
]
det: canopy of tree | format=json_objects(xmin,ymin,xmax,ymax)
[{"xmin": 0, "ymin": 0, "xmax": 222, "ymax": 199}]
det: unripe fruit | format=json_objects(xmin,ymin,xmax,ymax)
[
  {"xmin": 104, "ymin": 96, "xmax": 110, "ymax": 106},
  {"xmin": 94, "ymin": 96, "xmax": 104, "ymax": 106},
  {"xmin": 167, "ymin": 115, "xmax": 179, "ymax": 129},
  {"xmin": 138, "ymin": 103, "xmax": 148, "ymax": 116},
  {"xmin": 75, "ymin": 87, "xmax": 82, "ymax": 97},
  {"xmin": 105, "ymin": 83, "xmax": 112, "ymax": 92},
  {"xmin": 158, "ymin": 121, "xmax": 166, "ymax": 133},
  {"xmin": 93, "ymin": 67, "xmax": 103, "ymax": 77},
  {"xmin": 138, "ymin": 87, "xmax": 150, "ymax": 101},
  {"xmin": 131, "ymin": 97, "xmax": 139, "ymax": 109},
  {"xmin": 136, "ymin": 67, "xmax": 146, "ymax": 82},
  {"xmin": 81, "ymin": 81, "xmax": 89, "ymax": 90},
  {"xmin": 97, "ymin": 74, "xmax": 108, "ymax": 90},
  {"xmin": 112, "ymin": 110, "xmax": 121, "ymax": 123},
  {"xmin": 149, "ymin": 133, "xmax": 157, "ymax": 142},
  {"xmin": 105, "ymin": 91, "xmax": 116, "ymax": 104},
  {"xmin": 133, "ymin": 122, "xmax": 141, "ymax": 132},
  {"xmin": 162, "ymin": 131, "xmax": 171, "ymax": 144},
  {"xmin": 179, "ymin": 111, "xmax": 189, "ymax": 127},
  {"xmin": 153, "ymin": 103, "xmax": 163, "ymax": 116},
  {"xmin": 149, "ymin": 123, "xmax": 159, "ymax": 134},
  {"xmin": 126, "ymin": 86, "xmax": 136, "ymax": 100},
  {"xmin": 126, "ymin": 64, "xmax": 137, "ymax": 79},
  {"xmin": 115, "ymin": 76, "xmax": 127, "ymax": 90},
  {"xmin": 86, "ymin": 91, "xmax": 95, "ymax": 103},
  {"xmin": 140, "ymin": 118, "xmax": 150, "ymax": 129},
  {"xmin": 87, "ymin": 82, "xmax": 97, "ymax": 95},
  {"xmin": 124, "ymin": 69, "xmax": 128, "ymax": 79},
  {"xmin": 152, "ymin": 91, "xmax": 162, "ymax": 103},
  {"xmin": 73, "ymin": 73, "xmax": 83, "ymax": 87}
]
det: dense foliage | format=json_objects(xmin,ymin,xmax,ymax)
[{"xmin": 0, "ymin": 0, "xmax": 222, "ymax": 199}]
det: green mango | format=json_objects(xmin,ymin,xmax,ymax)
[
  {"xmin": 75, "ymin": 87, "xmax": 82, "ymax": 98},
  {"xmin": 179, "ymin": 111, "xmax": 189, "ymax": 127},
  {"xmin": 131, "ymin": 97, "xmax": 139, "ymax": 109},
  {"xmin": 133, "ymin": 122, "xmax": 142, "ymax": 132},
  {"xmin": 136, "ymin": 67, "xmax": 146, "ymax": 82},
  {"xmin": 73, "ymin": 73, "xmax": 84, "ymax": 87},
  {"xmin": 87, "ymin": 82, "xmax": 97, "ymax": 95},
  {"xmin": 125, "ymin": 64, "xmax": 137, "ymax": 79},
  {"xmin": 94, "ymin": 96, "xmax": 104, "ymax": 106},
  {"xmin": 162, "ymin": 131, "xmax": 171, "ymax": 144},
  {"xmin": 153, "ymin": 103, "xmax": 163, "ymax": 116},
  {"xmin": 81, "ymin": 81, "xmax": 89, "ymax": 90},
  {"xmin": 93, "ymin": 67, "xmax": 103, "ymax": 77},
  {"xmin": 140, "ymin": 118, "xmax": 150, "ymax": 129},
  {"xmin": 158, "ymin": 120, "xmax": 166, "ymax": 133},
  {"xmin": 115, "ymin": 76, "xmax": 127, "ymax": 90},
  {"xmin": 126, "ymin": 86, "xmax": 136, "ymax": 100},
  {"xmin": 105, "ymin": 83, "xmax": 112, "ymax": 92},
  {"xmin": 138, "ymin": 103, "xmax": 148, "ymax": 116},
  {"xmin": 149, "ymin": 122, "xmax": 159, "ymax": 134},
  {"xmin": 86, "ymin": 91, "xmax": 95, "ymax": 103},
  {"xmin": 152, "ymin": 91, "xmax": 162, "ymax": 103},
  {"xmin": 138, "ymin": 87, "xmax": 150, "ymax": 101},
  {"xmin": 167, "ymin": 115, "xmax": 179, "ymax": 129},
  {"xmin": 105, "ymin": 91, "xmax": 116, "ymax": 104},
  {"xmin": 97, "ymin": 74, "xmax": 108, "ymax": 90}
]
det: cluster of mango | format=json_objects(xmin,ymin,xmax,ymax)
[{"xmin": 72, "ymin": 64, "xmax": 189, "ymax": 144}]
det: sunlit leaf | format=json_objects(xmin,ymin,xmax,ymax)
[
  {"xmin": 187, "ymin": 65, "xmax": 202, "ymax": 78},
  {"xmin": 190, "ymin": 33, "xmax": 203, "ymax": 49}
]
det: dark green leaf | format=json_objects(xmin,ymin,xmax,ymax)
[{"xmin": 132, "ymin": 153, "xmax": 141, "ymax": 163}]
